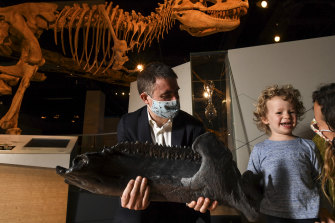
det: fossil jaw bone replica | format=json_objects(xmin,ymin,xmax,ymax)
[
  {"xmin": 57, "ymin": 132, "xmax": 262, "ymax": 222},
  {"xmin": 0, "ymin": 0, "xmax": 248, "ymax": 134}
]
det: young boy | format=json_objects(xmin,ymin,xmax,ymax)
[{"xmin": 248, "ymin": 85, "xmax": 321, "ymax": 223}]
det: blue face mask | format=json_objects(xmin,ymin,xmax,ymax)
[{"xmin": 147, "ymin": 95, "xmax": 180, "ymax": 119}]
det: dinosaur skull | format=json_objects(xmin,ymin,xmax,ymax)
[{"xmin": 172, "ymin": 0, "xmax": 249, "ymax": 36}]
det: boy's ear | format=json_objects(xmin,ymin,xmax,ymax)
[{"xmin": 261, "ymin": 117, "xmax": 269, "ymax": 125}]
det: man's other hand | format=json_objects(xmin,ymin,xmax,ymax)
[
  {"xmin": 121, "ymin": 176, "xmax": 150, "ymax": 210},
  {"xmin": 187, "ymin": 197, "xmax": 218, "ymax": 213}
]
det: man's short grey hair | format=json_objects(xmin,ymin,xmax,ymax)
[{"xmin": 137, "ymin": 62, "xmax": 178, "ymax": 95}]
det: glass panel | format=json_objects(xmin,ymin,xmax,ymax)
[{"xmin": 191, "ymin": 51, "xmax": 235, "ymax": 159}]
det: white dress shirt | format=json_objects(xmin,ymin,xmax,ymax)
[{"xmin": 147, "ymin": 111, "xmax": 172, "ymax": 146}]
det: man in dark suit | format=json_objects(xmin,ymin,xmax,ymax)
[{"xmin": 115, "ymin": 62, "xmax": 217, "ymax": 223}]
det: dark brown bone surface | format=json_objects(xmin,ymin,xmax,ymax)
[{"xmin": 56, "ymin": 132, "xmax": 262, "ymax": 222}]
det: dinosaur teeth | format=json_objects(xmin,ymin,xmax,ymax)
[
  {"xmin": 106, "ymin": 141, "xmax": 201, "ymax": 162},
  {"xmin": 228, "ymin": 9, "xmax": 233, "ymax": 16},
  {"xmin": 205, "ymin": 7, "xmax": 243, "ymax": 20}
]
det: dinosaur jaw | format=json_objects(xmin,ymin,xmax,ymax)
[
  {"xmin": 177, "ymin": 11, "xmax": 242, "ymax": 36},
  {"xmin": 173, "ymin": 0, "xmax": 248, "ymax": 36}
]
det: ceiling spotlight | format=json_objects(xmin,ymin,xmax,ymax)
[
  {"xmin": 256, "ymin": 0, "xmax": 268, "ymax": 8},
  {"xmin": 136, "ymin": 64, "xmax": 144, "ymax": 72},
  {"xmin": 261, "ymin": 0, "xmax": 268, "ymax": 8},
  {"xmin": 274, "ymin": 35, "xmax": 281, "ymax": 42}
]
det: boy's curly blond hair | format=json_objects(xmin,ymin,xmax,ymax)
[{"xmin": 254, "ymin": 85, "xmax": 305, "ymax": 134}]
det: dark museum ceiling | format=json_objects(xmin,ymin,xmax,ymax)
[{"xmin": 1, "ymin": 0, "xmax": 335, "ymax": 134}]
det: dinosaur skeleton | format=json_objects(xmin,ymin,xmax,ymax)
[{"xmin": 0, "ymin": 0, "xmax": 248, "ymax": 134}]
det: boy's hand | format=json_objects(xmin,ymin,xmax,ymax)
[
  {"xmin": 187, "ymin": 197, "xmax": 218, "ymax": 213},
  {"xmin": 121, "ymin": 176, "xmax": 150, "ymax": 210}
]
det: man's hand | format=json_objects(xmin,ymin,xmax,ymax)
[
  {"xmin": 187, "ymin": 197, "xmax": 218, "ymax": 213},
  {"xmin": 121, "ymin": 176, "xmax": 150, "ymax": 210}
]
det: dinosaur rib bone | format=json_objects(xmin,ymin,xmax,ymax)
[{"xmin": 54, "ymin": 1, "xmax": 176, "ymax": 74}]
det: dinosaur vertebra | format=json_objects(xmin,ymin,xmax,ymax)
[
  {"xmin": 56, "ymin": 132, "xmax": 262, "ymax": 222},
  {"xmin": 0, "ymin": 0, "xmax": 248, "ymax": 134}
]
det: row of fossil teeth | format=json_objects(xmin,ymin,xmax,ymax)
[
  {"xmin": 205, "ymin": 7, "xmax": 244, "ymax": 20},
  {"xmin": 102, "ymin": 141, "xmax": 202, "ymax": 162}
]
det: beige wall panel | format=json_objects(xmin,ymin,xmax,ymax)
[{"xmin": 0, "ymin": 164, "xmax": 68, "ymax": 223}]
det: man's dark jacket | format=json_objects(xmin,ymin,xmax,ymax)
[{"xmin": 113, "ymin": 106, "xmax": 210, "ymax": 223}]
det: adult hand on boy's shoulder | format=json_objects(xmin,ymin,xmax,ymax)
[
  {"xmin": 121, "ymin": 176, "xmax": 150, "ymax": 210},
  {"xmin": 187, "ymin": 197, "xmax": 218, "ymax": 213},
  {"xmin": 319, "ymin": 208, "xmax": 335, "ymax": 223}
]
